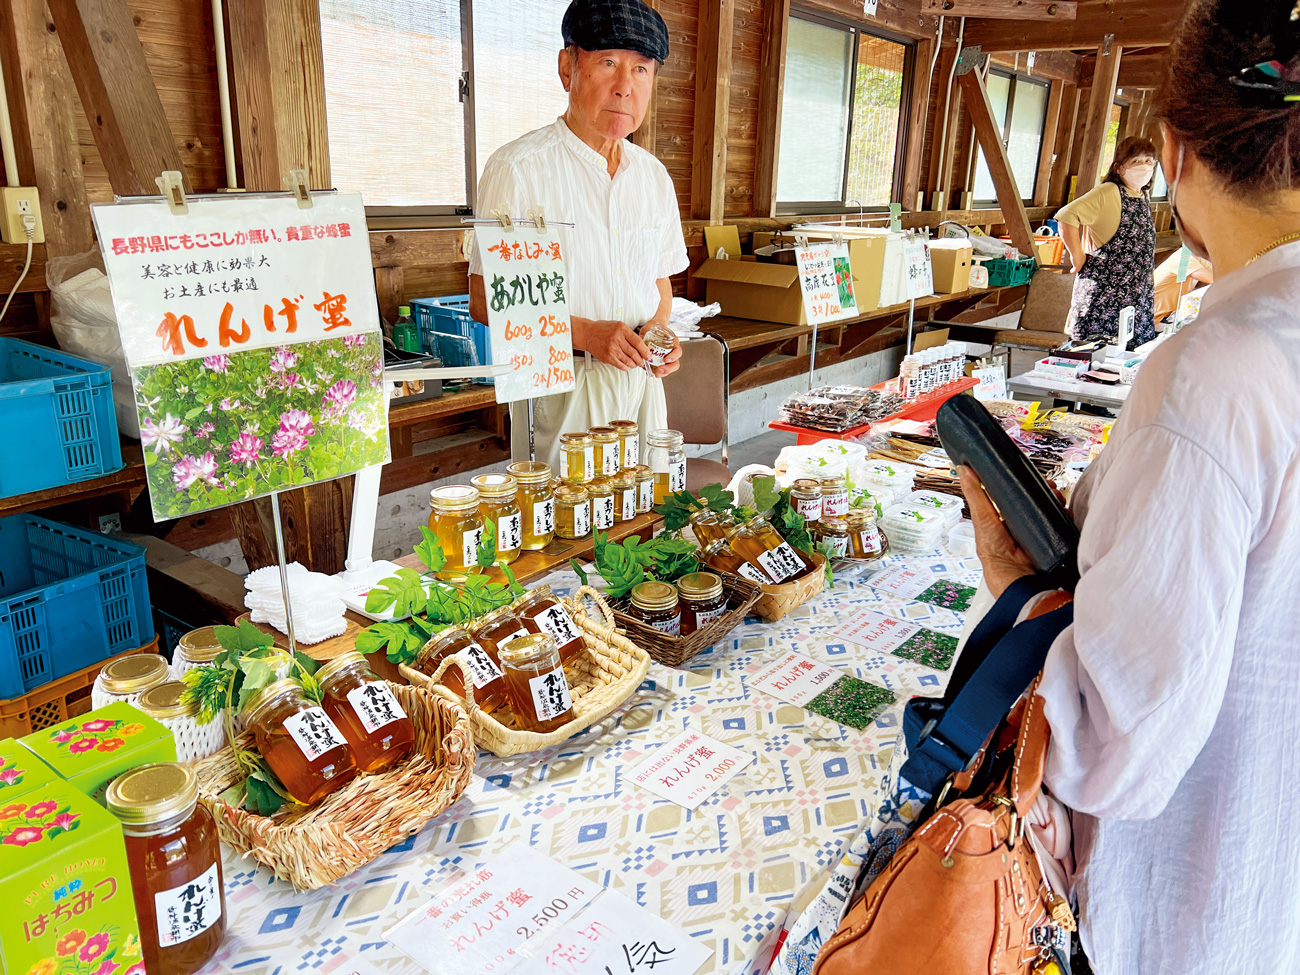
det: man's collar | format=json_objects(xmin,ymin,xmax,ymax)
[{"xmin": 554, "ymin": 116, "xmax": 628, "ymax": 176}]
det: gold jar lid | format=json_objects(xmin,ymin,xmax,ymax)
[
  {"xmin": 610, "ymin": 419, "xmax": 639, "ymax": 435},
  {"xmin": 178, "ymin": 626, "xmax": 223, "ymax": 663},
  {"xmin": 135, "ymin": 681, "xmax": 196, "ymax": 720},
  {"xmin": 643, "ymin": 325, "xmax": 675, "ymax": 350},
  {"xmin": 507, "ymin": 460, "xmax": 552, "ymax": 485},
  {"xmin": 818, "ymin": 515, "xmax": 849, "ymax": 532},
  {"xmin": 239, "ymin": 677, "xmax": 303, "ymax": 721},
  {"xmin": 632, "ymin": 464, "xmax": 654, "ymax": 480},
  {"xmin": 559, "ymin": 432, "xmax": 593, "ymax": 448},
  {"xmin": 470, "ymin": 605, "xmax": 522, "ymax": 633},
  {"xmin": 430, "ymin": 485, "xmax": 480, "ymax": 511},
  {"xmin": 588, "ymin": 426, "xmax": 618, "ymax": 442},
  {"xmin": 699, "ymin": 537, "xmax": 732, "ymax": 559},
  {"xmin": 587, "ymin": 476, "xmax": 613, "ymax": 496},
  {"xmin": 100, "ymin": 654, "xmax": 170, "ymax": 695},
  {"xmin": 630, "ymin": 580, "xmax": 679, "ymax": 612},
  {"xmin": 106, "ymin": 762, "xmax": 198, "ymax": 827},
  {"xmin": 471, "ymin": 472, "xmax": 518, "ymax": 499},
  {"xmin": 819, "ymin": 475, "xmax": 846, "ymax": 489},
  {"xmin": 612, "ymin": 470, "xmax": 636, "ymax": 488},
  {"xmin": 846, "ymin": 507, "xmax": 877, "ymax": 526},
  {"xmin": 676, "ymin": 571, "xmax": 724, "ymax": 601},
  {"xmin": 555, "ymin": 482, "xmax": 588, "ymax": 502},
  {"xmin": 417, "ymin": 626, "xmax": 472, "ymax": 666},
  {"xmin": 315, "ymin": 651, "xmax": 369, "ymax": 686},
  {"xmin": 498, "ymin": 632, "xmax": 557, "ymax": 666},
  {"xmin": 791, "ymin": 478, "xmax": 822, "ymax": 496}
]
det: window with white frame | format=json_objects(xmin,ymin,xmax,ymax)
[{"xmin": 972, "ymin": 68, "xmax": 1050, "ymax": 205}]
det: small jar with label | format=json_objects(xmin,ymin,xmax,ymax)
[
  {"xmin": 513, "ymin": 586, "xmax": 587, "ymax": 663},
  {"xmin": 589, "ymin": 426, "xmax": 622, "ymax": 478},
  {"xmin": 241, "ymin": 679, "xmax": 357, "ymax": 805},
  {"xmin": 646, "ymin": 429, "xmax": 686, "ymax": 505},
  {"xmin": 790, "ymin": 478, "xmax": 823, "ymax": 524},
  {"xmin": 559, "ymin": 431, "xmax": 595, "ymax": 484},
  {"xmin": 688, "ymin": 509, "xmax": 733, "ymax": 549},
  {"xmin": 611, "ymin": 469, "xmax": 638, "ymax": 522},
  {"xmin": 469, "ymin": 605, "xmax": 532, "ymax": 659},
  {"xmin": 633, "ymin": 464, "xmax": 656, "ymax": 514},
  {"xmin": 847, "ymin": 507, "xmax": 885, "ymax": 559},
  {"xmin": 642, "ymin": 325, "xmax": 676, "ymax": 367},
  {"xmin": 816, "ymin": 515, "xmax": 851, "ymax": 560},
  {"xmin": 499, "ymin": 633, "xmax": 574, "ymax": 734},
  {"xmin": 819, "ymin": 475, "xmax": 849, "ymax": 519},
  {"xmin": 106, "ymin": 763, "xmax": 225, "ymax": 975},
  {"xmin": 675, "ymin": 572, "xmax": 728, "ymax": 636},
  {"xmin": 172, "ymin": 626, "xmax": 223, "ymax": 680},
  {"xmin": 555, "ymin": 482, "xmax": 592, "ymax": 540},
  {"xmin": 588, "ymin": 476, "xmax": 616, "ymax": 531},
  {"xmin": 92, "ymin": 653, "xmax": 171, "ymax": 710},
  {"xmin": 508, "ymin": 460, "xmax": 556, "ymax": 550},
  {"xmin": 749, "ymin": 515, "xmax": 817, "ymax": 574},
  {"xmin": 429, "ymin": 485, "xmax": 485, "ymax": 581},
  {"xmin": 610, "ymin": 419, "xmax": 640, "ymax": 470},
  {"xmin": 472, "ymin": 473, "xmax": 523, "ymax": 566},
  {"xmin": 317, "ymin": 652, "xmax": 415, "ymax": 774},
  {"xmin": 627, "ymin": 581, "xmax": 682, "ymax": 635},
  {"xmin": 414, "ymin": 626, "xmax": 508, "ymax": 714},
  {"xmin": 135, "ymin": 682, "xmax": 226, "ymax": 763}
]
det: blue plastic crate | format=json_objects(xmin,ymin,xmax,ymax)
[
  {"xmin": 0, "ymin": 337, "xmax": 122, "ymax": 499},
  {"xmin": 0, "ymin": 514, "xmax": 154, "ymax": 699},
  {"xmin": 410, "ymin": 296, "xmax": 494, "ymax": 385}
]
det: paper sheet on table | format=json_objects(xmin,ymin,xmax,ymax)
[
  {"xmin": 747, "ymin": 651, "xmax": 896, "ymax": 730},
  {"xmin": 835, "ymin": 608, "xmax": 959, "ymax": 671},
  {"xmin": 626, "ymin": 728, "xmax": 753, "ymax": 809}
]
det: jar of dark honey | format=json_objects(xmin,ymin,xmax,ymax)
[
  {"xmin": 240, "ymin": 679, "xmax": 357, "ymax": 805},
  {"xmin": 701, "ymin": 538, "xmax": 770, "ymax": 585},
  {"xmin": 499, "ymin": 634, "xmax": 574, "ymax": 734},
  {"xmin": 513, "ymin": 585, "xmax": 586, "ymax": 663},
  {"xmin": 413, "ymin": 626, "xmax": 509, "ymax": 714},
  {"xmin": 317, "ymin": 652, "xmax": 415, "ymax": 773},
  {"xmin": 627, "ymin": 581, "xmax": 682, "ymax": 635},
  {"xmin": 676, "ymin": 572, "xmax": 728, "ymax": 635},
  {"xmin": 469, "ymin": 605, "xmax": 531, "ymax": 656}
]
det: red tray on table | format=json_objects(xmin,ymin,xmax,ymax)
[{"xmin": 768, "ymin": 377, "xmax": 979, "ymax": 445}]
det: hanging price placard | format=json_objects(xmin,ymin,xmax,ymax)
[
  {"xmin": 795, "ymin": 240, "xmax": 859, "ymax": 325},
  {"xmin": 903, "ymin": 239, "xmax": 934, "ymax": 300}
]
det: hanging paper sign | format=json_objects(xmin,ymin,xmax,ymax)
[
  {"xmin": 863, "ymin": 0, "xmax": 879, "ymax": 14},
  {"xmin": 904, "ymin": 239, "xmax": 934, "ymax": 299},
  {"xmin": 795, "ymin": 240, "xmax": 859, "ymax": 325},
  {"xmin": 475, "ymin": 225, "xmax": 576, "ymax": 404},
  {"xmin": 91, "ymin": 193, "xmax": 389, "ymax": 521}
]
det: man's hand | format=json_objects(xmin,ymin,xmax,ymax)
[
  {"xmin": 643, "ymin": 325, "xmax": 682, "ymax": 378},
  {"xmin": 957, "ymin": 465, "xmax": 1036, "ymax": 598},
  {"xmin": 574, "ymin": 319, "xmax": 650, "ymax": 370}
]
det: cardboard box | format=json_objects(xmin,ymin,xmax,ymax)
[
  {"xmin": 0, "ymin": 779, "xmax": 144, "ymax": 975},
  {"xmin": 0, "ymin": 739, "xmax": 60, "ymax": 804},
  {"xmin": 752, "ymin": 231, "xmax": 887, "ymax": 313},
  {"xmin": 927, "ymin": 240, "xmax": 973, "ymax": 294},
  {"xmin": 694, "ymin": 259, "xmax": 807, "ymax": 325},
  {"xmin": 21, "ymin": 704, "xmax": 175, "ymax": 805}
]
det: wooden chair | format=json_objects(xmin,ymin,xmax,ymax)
[
  {"xmin": 663, "ymin": 332, "xmax": 731, "ymax": 493},
  {"xmin": 989, "ymin": 267, "xmax": 1077, "ymax": 373}
]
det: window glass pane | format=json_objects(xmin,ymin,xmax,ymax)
[
  {"xmin": 1099, "ymin": 102, "xmax": 1124, "ymax": 179},
  {"xmin": 472, "ymin": 0, "xmax": 570, "ymax": 182},
  {"xmin": 777, "ymin": 17, "xmax": 853, "ymax": 203},
  {"xmin": 1152, "ymin": 163, "xmax": 1168, "ymax": 199},
  {"xmin": 971, "ymin": 72, "xmax": 1012, "ymax": 203},
  {"xmin": 845, "ymin": 35, "xmax": 906, "ymax": 207},
  {"xmin": 1006, "ymin": 79, "xmax": 1048, "ymax": 195},
  {"xmin": 322, "ymin": 0, "xmax": 467, "ymax": 208}
]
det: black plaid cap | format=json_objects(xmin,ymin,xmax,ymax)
[{"xmin": 562, "ymin": 0, "xmax": 670, "ymax": 64}]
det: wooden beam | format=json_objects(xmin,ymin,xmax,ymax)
[
  {"xmin": 374, "ymin": 266, "xmax": 403, "ymax": 327},
  {"xmin": 1048, "ymin": 82, "xmax": 1080, "ymax": 206},
  {"xmin": 690, "ymin": 0, "xmax": 733, "ymax": 221},
  {"xmin": 1033, "ymin": 79, "xmax": 1064, "ymax": 207},
  {"xmin": 963, "ymin": 0, "xmax": 1185, "ymax": 52},
  {"xmin": 1076, "ymin": 39, "xmax": 1122, "ymax": 196},
  {"xmin": 753, "ymin": 0, "xmax": 790, "ymax": 219},
  {"xmin": 46, "ymin": 0, "xmax": 189, "ymax": 196},
  {"xmin": 925, "ymin": 42, "xmax": 960, "ymax": 207},
  {"xmin": 921, "ymin": 0, "xmax": 1076, "ymax": 20},
  {"xmin": 1113, "ymin": 51, "xmax": 1168, "ymax": 90},
  {"xmin": 901, "ymin": 36, "xmax": 935, "ymax": 211},
  {"xmin": 800, "ymin": 0, "xmax": 938, "ymax": 41},
  {"xmin": 957, "ymin": 66, "xmax": 1035, "ymax": 258}
]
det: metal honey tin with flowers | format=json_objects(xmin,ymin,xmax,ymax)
[{"xmin": 0, "ymin": 779, "xmax": 145, "ymax": 975}]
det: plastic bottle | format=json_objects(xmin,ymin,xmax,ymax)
[
  {"xmin": 393, "ymin": 305, "xmax": 419, "ymax": 353},
  {"xmin": 899, "ymin": 354, "xmax": 921, "ymax": 400}
]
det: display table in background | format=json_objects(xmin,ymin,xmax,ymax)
[
  {"xmin": 201, "ymin": 551, "xmax": 981, "ymax": 975},
  {"xmin": 1008, "ymin": 373, "xmax": 1130, "ymax": 411}
]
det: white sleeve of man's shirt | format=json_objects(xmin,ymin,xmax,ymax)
[{"xmin": 656, "ymin": 166, "xmax": 689, "ymax": 280}]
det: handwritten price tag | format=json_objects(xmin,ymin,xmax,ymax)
[
  {"xmin": 835, "ymin": 608, "xmax": 921, "ymax": 653},
  {"xmin": 973, "ymin": 363, "xmax": 1008, "ymax": 400},
  {"xmin": 626, "ymin": 728, "xmax": 753, "ymax": 809},
  {"xmin": 795, "ymin": 241, "xmax": 859, "ymax": 325},
  {"xmin": 747, "ymin": 651, "xmax": 845, "ymax": 707},
  {"xmin": 903, "ymin": 239, "xmax": 934, "ymax": 300}
]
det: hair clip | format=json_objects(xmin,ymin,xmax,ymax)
[
  {"xmin": 1293, "ymin": 0, "xmax": 1299, "ymax": 22},
  {"xmin": 1229, "ymin": 60, "xmax": 1300, "ymax": 102}
]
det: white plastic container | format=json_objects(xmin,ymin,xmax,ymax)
[
  {"xmin": 861, "ymin": 461, "xmax": 917, "ymax": 508},
  {"xmin": 906, "ymin": 490, "xmax": 964, "ymax": 529},
  {"xmin": 947, "ymin": 520, "xmax": 977, "ymax": 558},
  {"xmin": 881, "ymin": 504, "xmax": 947, "ymax": 554}
]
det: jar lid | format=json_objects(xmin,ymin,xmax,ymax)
[
  {"xmin": 846, "ymin": 507, "xmax": 878, "ymax": 525},
  {"xmin": 676, "ymin": 571, "xmax": 723, "ymax": 600},
  {"xmin": 689, "ymin": 508, "xmax": 718, "ymax": 523},
  {"xmin": 507, "ymin": 460, "xmax": 552, "ymax": 484},
  {"xmin": 630, "ymin": 580, "xmax": 679, "ymax": 612},
  {"xmin": 106, "ymin": 762, "xmax": 198, "ymax": 827},
  {"xmin": 135, "ymin": 681, "xmax": 196, "ymax": 720},
  {"xmin": 610, "ymin": 420, "xmax": 639, "ymax": 433},
  {"xmin": 100, "ymin": 654, "xmax": 170, "ymax": 694},
  {"xmin": 470, "ymin": 605, "xmax": 521, "ymax": 632},
  {"xmin": 555, "ymin": 482, "xmax": 588, "ymax": 501},
  {"xmin": 178, "ymin": 625, "xmax": 223, "ymax": 663},
  {"xmin": 511, "ymin": 585, "xmax": 555, "ymax": 610},
  {"xmin": 646, "ymin": 429, "xmax": 684, "ymax": 448},
  {"xmin": 239, "ymin": 677, "xmax": 302, "ymax": 720},
  {"xmin": 819, "ymin": 475, "xmax": 846, "ymax": 488},
  {"xmin": 498, "ymin": 632, "xmax": 557, "ymax": 665},
  {"xmin": 699, "ymin": 537, "xmax": 731, "ymax": 558},
  {"xmin": 559, "ymin": 432, "xmax": 593, "ymax": 446},
  {"xmin": 315, "ymin": 651, "xmax": 368, "ymax": 685},
  {"xmin": 431, "ymin": 485, "xmax": 480, "ymax": 509},
  {"xmin": 588, "ymin": 426, "xmax": 618, "ymax": 440},
  {"xmin": 588, "ymin": 476, "xmax": 613, "ymax": 494},
  {"xmin": 471, "ymin": 473, "xmax": 518, "ymax": 498},
  {"xmin": 612, "ymin": 470, "xmax": 636, "ymax": 487},
  {"xmin": 818, "ymin": 515, "xmax": 848, "ymax": 531},
  {"xmin": 632, "ymin": 464, "xmax": 654, "ymax": 478},
  {"xmin": 644, "ymin": 325, "xmax": 675, "ymax": 347},
  {"xmin": 791, "ymin": 478, "xmax": 822, "ymax": 494},
  {"xmin": 419, "ymin": 626, "xmax": 472, "ymax": 663}
]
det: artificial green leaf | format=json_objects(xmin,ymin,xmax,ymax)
[
  {"xmin": 235, "ymin": 657, "xmax": 279, "ymax": 714},
  {"xmin": 414, "ymin": 524, "xmax": 447, "ymax": 574},
  {"xmin": 476, "ymin": 518, "xmax": 498, "ymax": 569},
  {"xmin": 292, "ymin": 650, "xmax": 318, "ymax": 677},
  {"xmin": 594, "ymin": 536, "xmax": 645, "ymax": 598},
  {"xmin": 501, "ymin": 564, "xmax": 526, "ymax": 597},
  {"xmin": 698, "ymin": 483, "xmax": 735, "ymax": 513},
  {"xmin": 569, "ymin": 557, "xmax": 590, "ymax": 586},
  {"xmin": 408, "ymin": 614, "xmax": 435, "ymax": 638},
  {"xmin": 356, "ymin": 623, "xmax": 396, "ymax": 656},
  {"xmin": 296, "ymin": 672, "xmax": 322, "ymax": 704},
  {"xmin": 750, "ymin": 474, "xmax": 783, "ymax": 516},
  {"xmin": 245, "ymin": 769, "xmax": 287, "ymax": 816},
  {"xmin": 365, "ymin": 567, "xmax": 428, "ymax": 618},
  {"xmin": 214, "ymin": 618, "xmax": 276, "ymax": 655},
  {"xmin": 182, "ymin": 664, "xmax": 233, "ymax": 725},
  {"xmin": 426, "ymin": 585, "xmax": 466, "ymax": 624}
]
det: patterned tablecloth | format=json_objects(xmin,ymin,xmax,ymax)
[{"xmin": 202, "ymin": 550, "xmax": 982, "ymax": 975}]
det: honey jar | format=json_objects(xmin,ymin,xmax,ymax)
[
  {"xmin": 513, "ymin": 585, "xmax": 586, "ymax": 663},
  {"xmin": 555, "ymin": 482, "xmax": 592, "ymax": 540},
  {"xmin": 612, "ymin": 469, "xmax": 637, "ymax": 522},
  {"xmin": 135, "ymin": 681, "xmax": 226, "ymax": 763},
  {"xmin": 688, "ymin": 508, "xmax": 733, "ymax": 549},
  {"xmin": 627, "ymin": 580, "xmax": 682, "ymax": 635},
  {"xmin": 507, "ymin": 460, "xmax": 556, "ymax": 550},
  {"xmin": 317, "ymin": 652, "xmax": 415, "ymax": 773},
  {"xmin": 106, "ymin": 763, "xmax": 225, "ymax": 975},
  {"xmin": 241, "ymin": 679, "xmax": 357, "ymax": 805},
  {"xmin": 847, "ymin": 507, "xmax": 885, "ymax": 559},
  {"xmin": 676, "ymin": 572, "xmax": 728, "ymax": 635},
  {"xmin": 428, "ymin": 485, "xmax": 485, "ymax": 581},
  {"xmin": 559, "ymin": 431, "xmax": 595, "ymax": 484},
  {"xmin": 469, "ymin": 605, "xmax": 532, "ymax": 658},
  {"xmin": 643, "ymin": 325, "xmax": 676, "ymax": 367},
  {"xmin": 173, "ymin": 626, "xmax": 223, "ymax": 680},
  {"xmin": 790, "ymin": 478, "xmax": 823, "ymax": 524},
  {"xmin": 632, "ymin": 464, "xmax": 655, "ymax": 514},
  {"xmin": 589, "ymin": 476, "xmax": 615, "ymax": 531},
  {"xmin": 725, "ymin": 518, "xmax": 806, "ymax": 583},
  {"xmin": 820, "ymin": 475, "xmax": 849, "ymax": 519},
  {"xmin": 92, "ymin": 653, "xmax": 171, "ymax": 710},
  {"xmin": 499, "ymin": 634, "xmax": 574, "ymax": 734},
  {"xmin": 413, "ymin": 626, "xmax": 508, "ymax": 714},
  {"xmin": 816, "ymin": 515, "xmax": 850, "ymax": 560},
  {"xmin": 610, "ymin": 419, "xmax": 640, "ymax": 470},
  {"xmin": 472, "ymin": 472, "xmax": 523, "ymax": 565},
  {"xmin": 646, "ymin": 429, "xmax": 686, "ymax": 505},
  {"xmin": 590, "ymin": 426, "xmax": 621, "ymax": 478}
]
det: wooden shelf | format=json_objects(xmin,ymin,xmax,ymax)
[{"xmin": 0, "ymin": 442, "xmax": 146, "ymax": 520}]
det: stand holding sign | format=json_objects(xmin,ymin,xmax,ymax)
[
  {"xmin": 795, "ymin": 236, "xmax": 859, "ymax": 389},
  {"xmin": 902, "ymin": 236, "xmax": 934, "ymax": 354}
]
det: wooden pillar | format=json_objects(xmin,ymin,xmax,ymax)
[
  {"xmin": 690, "ymin": 0, "xmax": 733, "ymax": 221},
  {"xmin": 957, "ymin": 64, "xmax": 1035, "ymax": 259},
  {"xmin": 1076, "ymin": 36, "xmax": 1122, "ymax": 196},
  {"xmin": 1047, "ymin": 82, "xmax": 1079, "ymax": 207},
  {"xmin": 901, "ymin": 37, "xmax": 935, "ymax": 211},
  {"xmin": 631, "ymin": 0, "xmax": 659, "ymax": 153},
  {"xmin": 1032, "ymin": 79, "xmax": 1064, "ymax": 207},
  {"xmin": 925, "ymin": 43, "xmax": 961, "ymax": 211},
  {"xmin": 753, "ymin": 0, "xmax": 790, "ymax": 218},
  {"xmin": 374, "ymin": 266, "xmax": 403, "ymax": 327}
]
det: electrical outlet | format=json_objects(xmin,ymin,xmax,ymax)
[
  {"xmin": 0, "ymin": 187, "xmax": 45, "ymax": 244},
  {"xmin": 98, "ymin": 513, "xmax": 122, "ymax": 534}
]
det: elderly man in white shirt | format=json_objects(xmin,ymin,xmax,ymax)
[{"xmin": 468, "ymin": 0, "xmax": 688, "ymax": 472}]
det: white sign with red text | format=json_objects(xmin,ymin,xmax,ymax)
[
  {"xmin": 795, "ymin": 241, "xmax": 859, "ymax": 325},
  {"xmin": 626, "ymin": 728, "xmax": 753, "ymax": 810},
  {"xmin": 864, "ymin": 564, "xmax": 936, "ymax": 600},
  {"xmin": 833, "ymin": 608, "xmax": 922, "ymax": 653},
  {"xmin": 746, "ymin": 652, "xmax": 846, "ymax": 707}
]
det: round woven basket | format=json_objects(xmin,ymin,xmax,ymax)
[
  {"xmin": 192, "ymin": 682, "xmax": 474, "ymax": 890},
  {"xmin": 401, "ymin": 588, "xmax": 651, "ymax": 758},
  {"xmin": 749, "ymin": 552, "xmax": 827, "ymax": 623}
]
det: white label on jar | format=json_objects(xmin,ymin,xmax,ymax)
[
  {"xmin": 620, "ymin": 488, "xmax": 636, "ymax": 521},
  {"xmin": 669, "ymin": 459, "xmax": 686, "ymax": 492},
  {"xmin": 462, "ymin": 527, "xmax": 483, "ymax": 568},
  {"xmin": 283, "ymin": 706, "xmax": 348, "ymax": 760},
  {"xmin": 464, "ymin": 643, "xmax": 503, "ymax": 689},
  {"xmin": 857, "ymin": 527, "xmax": 882, "ymax": 556},
  {"xmin": 594, "ymin": 494, "xmax": 615, "ymax": 530},
  {"xmin": 757, "ymin": 543, "xmax": 804, "ymax": 582},
  {"xmin": 648, "ymin": 611, "xmax": 681, "ymax": 636},
  {"xmin": 736, "ymin": 561, "xmax": 772, "ymax": 584},
  {"xmin": 528, "ymin": 669, "xmax": 573, "ymax": 722},
  {"xmin": 155, "ymin": 861, "xmax": 222, "ymax": 947},
  {"xmin": 822, "ymin": 494, "xmax": 848, "ymax": 518},
  {"xmin": 572, "ymin": 500, "xmax": 591, "ymax": 537},
  {"xmin": 601, "ymin": 446, "xmax": 619, "ymax": 477},
  {"xmin": 497, "ymin": 511, "xmax": 522, "ymax": 552},
  {"xmin": 346, "ymin": 681, "xmax": 408, "ymax": 734},
  {"xmin": 638, "ymin": 479, "xmax": 654, "ymax": 513},
  {"xmin": 694, "ymin": 604, "xmax": 730, "ymax": 629},
  {"xmin": 534, "ymin": 498, "xmax": 555, "ymax": 536},
  {"xmin": 583, "ymin": 445, "xmax": 595, "ymax": 482},
  {"xmin": 794, "ymin": 497, "xmax": 822, "ymax": 522},
  {"xmin": 826, "ymin": 535, "xmax": 849, "ymax": 558},
  {"xmin": 622, "ymin": 437, "xmax": 638, "ymax": 469},
  {"xmin": 533, "ymin": 604, "xmax": 582, "ymax": 648}
]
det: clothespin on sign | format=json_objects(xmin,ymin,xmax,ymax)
[
  {"xmin": 527, "ymin": 206, "xmax": 547, "ymax": 232},
  {"xmin": 156, "ymin": 171, "xmax": 187, "ymax": 215},
  {"xmin": 832, "ymin": 234, "xmax": 845, "ymax": 248},
  {"xmin": 492, "ymin": 208, "xmax": 515, "ymax": 232},
  {"xmin": 794, "ymin": 233, "xmax": 809, "ymax": 249},
  {"xmin": 288, "ymin": 169, "xmax": 312, "ymax": 209}
]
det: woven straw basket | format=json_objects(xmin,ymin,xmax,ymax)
[
  {"xmin": 747, "ymin": 552, "xmax": 827, "ymax": 623},
  {"xmin": 611, "ymin": 573, "xmax": 762, "ymax": 668},
  {"xmin": 400, "ymin": 587, "xmax": 651, "ymax": 758},
  {"xmin": 193, "ymin": 682, "xmax": 474, "ymax": 890}
]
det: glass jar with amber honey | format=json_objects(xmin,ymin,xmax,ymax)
[
  {"xmin": 688, "ymin": 509, "xmax": 733, "ymax": 549},
  {"xmin": 559, "ymin": 431, "xmax": 595, "ymax": 484},
  {"xmin": 469, "ymin": 605, "xmax": 531, "ymax": 658},
  {"xmin": 847, "ymin": 507, "xmax": 885, "ymax": 560},
  {"xmin": 429, "ymin": 485, "xmax": 485, "ymax": 581},
  {"xmin": 513, "ymin": 585, "xmax": 586, "ymax": 663},
  {"xmin": 820, "ymin": 475, "xmax": 849, "ymax": 519},
  {"xmin": 627, "ymin": 581, "xmax": 682, "ymax": 635},
  {"xmin": 643, "ymin": 325, "xmax": 676, "ymax": 367},
  {"xmin": 508, "ymin": 460, "xmax": 555, "ymax": 550},
  {"xmin": 701, "ymin": 538, "xmax": 770, "ymax": 585},
  {"xmin": 414, "ymin": 626, "xmax": 508, "ymax": 714},
  {"xmin": 633, "ymin": 464, "xmax": 655, "ymax": 514},
  {"xmin": 241, "ymin": 679, "xmax": 357, "ymax": 805},
  {"xmin": 589, "ymin": 426, "xmax": 621, "ymax": 478},
  {"xmin": 790, "ymin": 478, "xmax": 823, "ymax": 524},
  {"xmin": 816, "ymin": 515, "xmax": 850, "ymax": 560},
  {"xmin": 499, "ymin": 634, "xmax": 574, "ymax": 734},
  {"xmin": 610, "ymin": 420, "xmax": 640, "ymax": 470},
  {"xmin": 589, "ymin": 476, "xmax": 615, "ymax": 531},
  {"xmin": 106, "ymin": 763, "xmax": 225, "ymax": 975},
  {"xmin": 676, "ymin": 572, "xmax": 728, "ymax": 635},
  {"xmin": 612, "ymin": 469, "xmax": 637, "ymax": 522},
  {"xmin": 555, "ymin": 482, "xmax": 592, "ymax": 540},
  {"xmin": 472, "ymin": 473, "xmax": 523, "ymax": 565},
  {"xmin": 317, "ymin": 652, "xmax": 414, "ymax": 774},
  {"xmin": 748, "ymin": 515, "xmax": 817, "ymax": 576},
  {"xmin": 646, "ymin": 430, "xmax": 686, "ymax": 505}
]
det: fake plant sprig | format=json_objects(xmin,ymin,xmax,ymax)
[
  {"xmin": 570, "ymin": 531, "xmax": 701, "ymax": 599},
  {"xmin": 749, "ymin": 474, "xmax": 834, "ymax": 587},
  {"xmin": 653, "ymin": 483, "xmax": 736, "ymax": 533}
]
